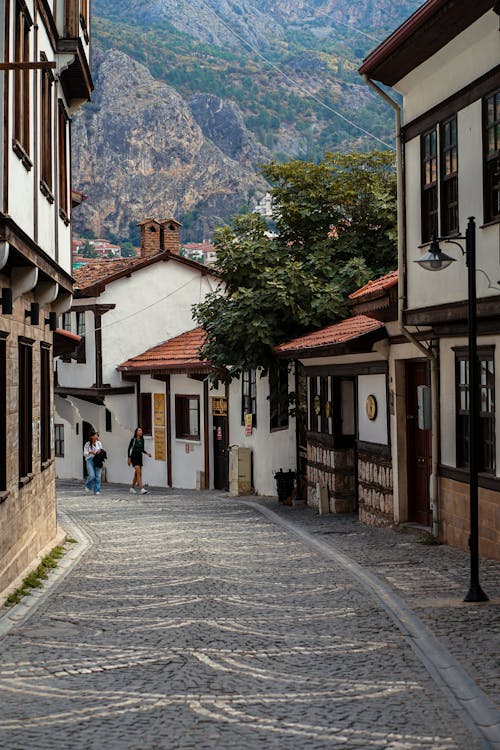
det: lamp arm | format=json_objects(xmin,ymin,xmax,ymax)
[{"xmin": 441, "ymin": 239, "xmax": 466, "ymax": 255}]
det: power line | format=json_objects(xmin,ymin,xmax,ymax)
[
  {"xmin": 195, "ymin": 0, "xmax": 394, "ymax": 150},
  {"xmin": 307, "ymin": 8, "xmax": 382, "ymax": 43}
]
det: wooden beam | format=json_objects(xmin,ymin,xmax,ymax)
[{"xmin": 0, "ymin": 62, "xmax": 56, "ymax": 70}]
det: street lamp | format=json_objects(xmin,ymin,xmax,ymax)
[{"xmin": 414, "ymin": 217, "xmax": 489, "ymax": 603}]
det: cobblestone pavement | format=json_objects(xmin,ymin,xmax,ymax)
[{"xmin": 0, "ymin": 482, "xmax": 498, "ymax": 750}]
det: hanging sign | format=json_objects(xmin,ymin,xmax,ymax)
[
  {"xmin": 216, "ymin": 426, "xmax": 223, "ymax": 441},
  {"xmin": 244, "ymin": 413, "xmax": 253, "ymax": 436},
  {"xmin": 212, "ymin": 397, "xmax": 227, "ymax": 416}
]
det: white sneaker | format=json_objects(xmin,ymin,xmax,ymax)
[
  {"xmin": 140, "ymin": 488, "xmax": 148, "ymax": 494},
  {"xmin": 95, "ymin": 492, "xmax": 100, "ymax": 495},
  {"xmin": 84, "ymin": 486, "xmax": 90, "ymax": 493},
  {"xmin": 129, "ymin": 487, "xmax": 136, "ymax": 494}
]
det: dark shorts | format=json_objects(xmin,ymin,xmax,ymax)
[{"xmin": 130, "ymin": 453, "xmax": 143, "ymax": 467}]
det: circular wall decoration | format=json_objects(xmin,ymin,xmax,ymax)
[{"xmin": 365, "ymin": 394, "xmax": 378, "ymax": 421}]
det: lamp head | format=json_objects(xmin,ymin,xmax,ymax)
[{"xmin": 414, "ymin": 234, "xmax": 456, "ymax": 271}]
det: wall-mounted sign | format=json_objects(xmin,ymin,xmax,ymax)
[
  {"xmin": 154, "ymin": 393, "xmax": 166, "ymax": 460},
  {"xmin": 212, "ymin": 397, "xmax": 228, "ymax": 416},
  {"xmin": 365, "ymin": 394, "xmax": 378, "ymax": 421},
  {"xmin": 244, "ymin": 413, "xmax": 253, "ymax": 436}
]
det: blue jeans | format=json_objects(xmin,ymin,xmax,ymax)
[{"xmin": 85, "ymin": 458, "xmax": 102, "ymax": 494}]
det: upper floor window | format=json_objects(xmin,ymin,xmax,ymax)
[
  {"xmin": 269, "ymin": 362, "xmax": 289, "ymax": 430},
  {"xmin": 14, "ymin": 1, "xmax": 31, "ymax": 159},
  {"xmin": 456, "ymin": 348, "xmax": 495, "ymax": 474},
  {"xmin": 19, "ymin": 340, "xmax": 33, "ymax": 481},
  {"xmin": 421, "ymin": 129, "xmax": 438, "ymax": 242},
  {"xmin": 440, "ymin": 117, "xmax": 458, "ymax": 235},
  {"xmin": 242, "ymin": 368, "xmax": 257, "ymax": 427},
  {"xmin": 40, "ymin": 60, "xmax": 53, "ymax": 196},
  {"xmin": 58, "ymin": 101, "xmax": 69, "ymax": 221},
  {"xmin": 76, "ymin": 311, "xmax": 86, "ymax": 337},
  {"xmin": 62, "ymin": 312, "xmax": 71, "ymax": 331},
  {"xmin": 40, "ymin": 344, "xmax": 51, "ymax": 467},
  {"xmin": 484, "ymin": 90, "xmax": 500, "ymax": 224}
]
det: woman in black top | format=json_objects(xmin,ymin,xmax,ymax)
[{"xmin": 127, "ymin": 426, "xmax": 151, "ymax": 494}]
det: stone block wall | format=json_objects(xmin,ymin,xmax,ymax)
[
  {"xmin": 439, "ymin": 477, "xmax": 499, "ymax": 561},
  {"xmin": 306, "ymin": 439, "xmax": 356, "ymax": 513},
  {"xmin": 358, "ymin": 452, "xmax": 394, "ymax": 527},
  {"xmin": 0, "ymin": 289, "xmax": 58, "ymax": 595}
]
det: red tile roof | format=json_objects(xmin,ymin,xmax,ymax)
[
  {"xmin": 73, "ymin": 251, "xmax": 214, "ymax": 294},
  {"xmin": 117, "ymin": 327, "xmax": 210, "ymax": 374},
  {"xmin": 349, "ymin": 270, "xmax": 398, "ymax": 302},
  {"xmin": 276, "ymin": 315, "xmax": 384, "ymax": 355}
]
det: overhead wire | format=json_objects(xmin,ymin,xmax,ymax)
[{"xmin": 194, "ymin": 0, "xmax": 394, "ymax": 150}]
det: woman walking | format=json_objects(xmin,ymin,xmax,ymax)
[
  {"xmin": 84, "ymin": 430, "xmax": 104, "ymax": 495},
  {"xmin": 128, "ymin": 426, "xmax": 151, "ymax": 494}
]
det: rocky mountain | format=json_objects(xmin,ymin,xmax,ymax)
[
  {"xmin": 73, "ymin": 0, "xmax": 423, "ymax": 242},
  {"xmin": 72, "ymin": 50, "xmax": 269, "ymax": 241}
]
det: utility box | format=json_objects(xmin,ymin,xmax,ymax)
[{"xmin": 229, "ymin": 446, "xmax": 252, "ymax": 496}]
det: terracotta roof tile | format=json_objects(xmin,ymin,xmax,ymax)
[
  {"xmin": 276, "ymin": 315, "xmax": 384, "ymax": 354},
  {"xmin": 73, "ymin": 257, "xmax": 145, "ymax": 290},
  {"xmin": 349, "ymin": 270, "xmax": 398, "ymax": 301},
  {"xmin": 117, "ymin": 327, "xmax": 209, "ymax": 373}
]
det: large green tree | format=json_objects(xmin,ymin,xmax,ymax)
[{"xmin": 194, "ymin": 150, "xmax": 396, "ymax": 378}]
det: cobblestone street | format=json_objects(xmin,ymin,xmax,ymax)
[{"xmin": 0, "ymin": 483, "xmax": 499, "ymax": 749}]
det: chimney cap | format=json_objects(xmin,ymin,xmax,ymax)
[
  {"xmin": 161, "ymin": 217, "xmax": 182, "ymax": 228},
  {"xmin": 136, "ymin": 218, "xmax": 161, "ymax": 227}
]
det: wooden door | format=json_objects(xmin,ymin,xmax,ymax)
[
  {"xmin": 213, "ymin": 415, "xmax": 229, "ymax": 490},
  {"xmin": 406, "ymin": 362, "xmax": 432, "ymax": 525}
]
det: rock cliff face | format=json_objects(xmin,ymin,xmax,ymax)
[{"xmin": 72, "ymin": 50, "xmax": 268, "ymax": 241}]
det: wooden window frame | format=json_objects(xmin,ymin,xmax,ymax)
[
  {"xmin": 19, "ymin": 340, "xmax": 33, "ymax": 483},
  {"xmin": 40, "ymin": 54, "xmax": 54, "ymax": 199},
  {"xmin": 241, "ymin": 368, "xmax": 257, "ymax": 427},
  {"xmin": 269, "ymin": 362, "xmax": 289, "ymax": 431},
  {"xmin": 308, "ymin": 375, "xmax": 332, "ymax": 437},
  {"xmin": 455, "ymin": 347, "xmax": 495, "ymax": 474},
  {"xmin": 58, "ymin": 100, "xmax": 70, "ymax": 222},
  {"xmin": 54, "ymin": 424, "xmax": 65, "ymax": 458},
  {"xmin": 40, "ymin": 344, "xmax": 51, "ymax": 467},
  {"xmin": 175, "ymin": 395, "xmax": 200, "ymax": 441},
  {"xmin": 13, "ymin": 0, "xmax": 32, "ymax": 166},
  {"xmin": 62, "ymin": 312, "xmax": 71, "ymax": 332},
  {"xmin": 483, "ymin": 89, "xmax": 500, "ymax": 224},
  {"xmin": 421, "ymin": 128, "xmax": 438, "ymax": 243},
  {"xmin": 139, "ymin": 392, "xmax": 152, "ymax": 436},
  {"xmin": 440, "ymin": 116, "xmax": 459, "ymax": 236}
]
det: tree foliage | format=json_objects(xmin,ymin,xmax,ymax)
[{"xmin": 193, "ymin": 150, "xmax": 397, "ymax": 379}]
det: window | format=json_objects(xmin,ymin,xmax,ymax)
[
  {"xmin": 139, "ymin": 392, "xmax": 152, "ymax": 436},
  {"xmin": 58, "ymin": 101, "xmax": 69, "ymax": 220},
  {"xmin": 269, "ymin": 363, "xmax": 289, "ymax": 430},
  {"xmin": 40, "ymin": 59, "xmax": 53, "ymax": 196},
  {"xmin": 308, "ymin": 375, "xmax": 332, "ymax": 435},
  {"xmin": 80, "ymin": 0, "xmax": 90, "ymax": 39},
  {"xmin": 19, "ymin": 341, "xmax": 33, "ymax": 481},
  {"xmin": 40, "ymin": 345, "xmax": 51, "ymax": 466},
  {"xmin": 421, "ymin": 129, "xmax": 438, "ymax": 243},
  {"xmin": 241, "ymin": 368, "xmax": 257, "ymax": 427},
  {"xmin": 456, "ymin": 349, "xmax": 495, "ymax": 473},
  {"xmin": 14, "ymin": 1, "xmax": 31, "ymax": 158},
  {"xmin": 105, "ymin": 409, "xmax": 112, "ymax": 432},
  {"xmin": 484, "ymin": 90, "xmax": 500, "ymax": 223},
  {"xmin": 175, "ymin": 395, "xmax": 200, "ymax": 440},
  {"xmin": 75, "ymin": 311, "xmax": 86, "ymax": 363},
  {"xmin": 0, "ymin": 338, "xmax": 6, "ymax": 491},
  {"xmin": 76, "ymin": 311, "xmax": 86, "ymax": 336},
  {"xmin": 54, "ymin": 424, "xmax": 64, "ymax": 458},
  {"xmin": 62, "ymin": 312, "xmax": 71, "ymax": 331},
  {"xmin": 440, "ymin": 117, "xmax": 458, "ymax": 235}
]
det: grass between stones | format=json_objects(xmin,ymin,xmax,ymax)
[{"xmin": 3, "ymin": 538, "xmax": 77, "ymax": 607}]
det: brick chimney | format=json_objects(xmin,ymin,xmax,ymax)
[
  {"xmin": 160, "ymin": 218, "xmax": 182, "ymax": 255},
  {"xmin": 137, "ymin": 218, "xmax": 162, "ymax": 258}
]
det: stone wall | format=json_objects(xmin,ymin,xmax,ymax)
[
  {"xmin": 0, "ymin": 289, "xmax": 58, "ymax": 595},
  {"xmin": 306, "ymin": 439, "xmax": 356, "ymax": 513},
  {"xmin": 439, "ymin": 477, "xmax": 499, "ymax": 561},
  {"xmin": 358, "ymin": 452, "xmax": 393, "ymax": 527}
]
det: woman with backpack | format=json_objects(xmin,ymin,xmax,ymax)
[
  {"xmin": 127, "ymin": 426, "xmax": 151, "ymax": 494},
  {"xmin": 84, "ymin": 430, "xmax": 105, "ymax": 495}
]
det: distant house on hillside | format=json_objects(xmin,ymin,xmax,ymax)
[{"xmin": 181, "ymin": 242, "xmax": 217, "ymax": 266}]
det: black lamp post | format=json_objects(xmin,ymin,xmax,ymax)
[{"xmin": 415, "ymin": 217, "xmax": 488, "ymax": 603}]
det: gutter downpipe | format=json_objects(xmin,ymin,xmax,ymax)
[{"xmin": 362, "ymin": 75, "xmax": 440, "ymax": 537}]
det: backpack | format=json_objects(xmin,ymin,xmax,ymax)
[{"xmin": 93, "ymin": 449, "xmax": 107, "ymax": 468}]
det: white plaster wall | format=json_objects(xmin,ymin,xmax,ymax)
[
  {"xmin": 170, "ymin": 375, "xmax": 205, "ymax": 490},
  {"xmin": 57, "ymin": 310, "xmax": 96, "ymax": 389},
  {"xmin": 99, "ymin": 263, "xmax": 217, "ymax": 386},
  {"xmin": 396, "ymin": 13, "xmax": 499, "ymax": 121},
  {"xmin": 357, "ymin": 374, "xmax": 388, "ymax": 445},
  {"xmin": 54, "ymin": 396, "xmax": 103, "ymax": 479},
  {"xmin": 439, "ymin": 336, "xmax": 500, "ymax": 475},
  {"xmin": 228, "ymin": 371, "xmax": 296, "ymax": 496}
]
